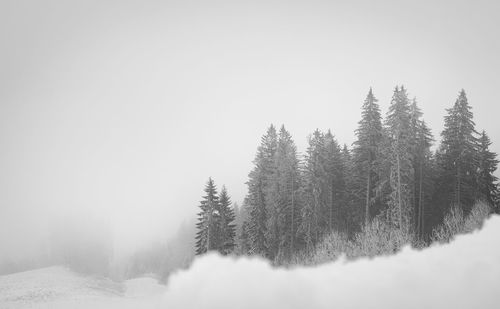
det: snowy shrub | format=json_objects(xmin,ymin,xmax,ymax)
[
  {"xmin": 289, "ymin": 202, "xmax": 493, "ymax": 267},
  {"xmin": 283, "ymin": 232, "xmax": 352, "ymax": 267},
  {"xmin": 463, "ymin": 201, "xmax": 491, "ymax": 232},
  {"xmin": 289, "ymin": 217, "xmax": 414, "ymax": 266},
  {"xmin": 354, "ymin": 217, "xmax": 400, "ymax": 257},
  {"xmin": 432, "ymin": 201, "xmax": 491, "ymax": 243}
]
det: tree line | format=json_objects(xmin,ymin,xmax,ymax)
[{"xmin": 195, "ymin": 87, "xmax": 499, "ymax": 262}]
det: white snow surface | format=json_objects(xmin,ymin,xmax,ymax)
[
  {"xmin": 1, "ymin": 216, "xmax": 500, "ymax": 309},
  {"xmin": 164, "ymin": 216, "xmax": 500, "ymax": 309},
  {"xmin": 0, "ymin": 266, "xmax": 164, "ymax": 308}
]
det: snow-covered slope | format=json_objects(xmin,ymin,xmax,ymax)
[
  {"xmin": 2, "ymin": 216, "xmax": 500, "ymax": 309},
  {"xmin": 0, "ymin": 266, "xmax": 164, "ymax": 309},
  {"xmin": 164, "ymin": 216, "xmax": 500, "ymax": 309}
]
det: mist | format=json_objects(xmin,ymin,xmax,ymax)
[{"xmin": 1, "ymin": 0, "xmax": 500, "ymax": 269}]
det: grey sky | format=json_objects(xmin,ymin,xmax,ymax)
[{"xmin": 1, "ymin": 0, "xmax": 499, "ymax": 257}]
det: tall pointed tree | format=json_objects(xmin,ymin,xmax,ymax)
[
  {"xmin": 340, "ymin": 143, "xmax": 359, "ymax": 235},
  {"xmin": 268, "ymin": 125, "xmax": 301, "ymax": 261},
  {"xmin": 408, "ymin": 98, "xmax": 434, "ymax": 240},
  {"xmin": 352, "ymin": 88, "xmax": 383, "ymax": 228},
  {"xmin": 476, "ymin": 130, "xmax": 499, "ymax": 211},
  {"xmin": 299, "ymin": 130, "xmax": 326, "ymax": 251},
  {"xmin": 195, "ymin": 178, "xmax": 220, "ymax": 255},
  {"xmin": 438, "ymin": 89, "xmax": 479, "ymax": 215},
  {"xmin": 323, "ymin": 131, "xmax": 345, "ymax": 233},
  {"xmin": 409, "ymin": 98, "xmax": 423, "ymax": 217},
  {"xmin": 237, "ymin": 198, "xmax": 252, "ymax": 255},
  {"xmin": 414, "ymin": 122, "xmax": 434, "ymax": 240},
  {"xmin": 246, "ymin": 125, "xmax": 278, "ymax": 257},
  {"xmin": 218, "ymin": 186, "xmax": 236, "ymax": 255},
  {"xmin": 239, "ymin": 220, "xmax": 251, "ymax": 255},
  {"xmin": 385, "ymin": 86, "xmax": 414, "ymax": 235}
]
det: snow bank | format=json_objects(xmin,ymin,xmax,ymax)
[
  {"xmin": 163, "ymin": 216, "xmax": 500, "ymax": 309},
  {"xmin": 0, "ymin": 267, "xmax": 164, "ymax": 309},
  {"xmin": 125, "ymin": 277, "xmax": 165, "ymax": 298},
  {"xmin": 0, "ymin": 266, "xmax": 122, "ymax": 304},
  {"xmin": 2, "ymin": 217, "xmax": 499, "ymax": 308}
]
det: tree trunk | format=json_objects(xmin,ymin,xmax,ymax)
[
  {"xmin": 457, "ymin": 163, "xmax": 461, "ymax": 210},
  {"xmin": 207, "ymin": 205, "xmax": 212, "ymax": 253},
  {"xmin": 290, "ymin": 172, "xmax": 295, "ymax": 258},
  {"xmin": 365, "ymin": 167, "xmax": 371, "ymax": 228},
  {"xmin": 419, "ymin": 161, "xmax": 424, "ymax": 240},
  {"xmin": 397, "ymin": 153, "xmax": 403, "ymax": 231},
  {"xmin": 330, "ymin": 182, "xmax": 334, "ymax": 231}
]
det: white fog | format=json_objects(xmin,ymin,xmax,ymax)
[{"xmin": 1, "ymin": 0, "xmax": 500, "ymax": 308}]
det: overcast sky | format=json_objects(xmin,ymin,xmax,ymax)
[{"xmin": 1, "ymin": 0, "xmax": 499, "ymax": 257}]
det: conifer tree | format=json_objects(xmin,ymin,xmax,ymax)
[
  {"xmin": 267, "ymin": 125, "xmax": 301, "ymax": 260},
  {"xmin": 235, "ymin": 199, "xmax": 252, "ymax": 254},
  {"xmin": 414, "ymin": 121, "xmax": 434, "ymax": 240},
  {"xmin": 352, "ymin": 88, "xmax": 383, "ymax": 228},
  {"xmin": 239, "ymin": 220, "xmax": 251, "ymax": 255},
  {"xmin": 373, "ymin": 126, "xmax": 392, "ymax": 217},
  {"xmin": 246, "ymin": 125, "xmax": 278, "ymax": 257},
  {"xmin": 409, "ymin": 98, "xmax": 423, "ymax": 214},
  {"xmin": 299, "ymin": 130, "xmax": 326, "ymax": 251},
  {"xmin": 195, "ymin": 178, "xmax": 220, "ymax": 255},
  {"xmin": 385, "ymin": 86, "xmax": 414, "ymax": 235},
  {"xmin": 438, "ymin": 89, "xmax": 479, "ymax": 215},
  {"xmin": 323, "ymin": 131, "xmax": 345, "ymax": 233},
  {"xmin": 213, "ymin": 86, "xmax": 498, "ymax": 261},
  {"xmin": 476, "ymin": 130, "xmax": 499, "ymax": 211},
  {"xmin": 233, "ymin": 201, "xmax": 241, "ymax": 241},
  {"xmin": 408, "ymin": 98, "xmax": 434, "ymax": 240},
  {"xmin": 218, "ymin": 186, "xmax": 236, "ymax": 255},
  {"xmin": 340, "ymin": 143, "xmax": 359, "ymax": 234}
]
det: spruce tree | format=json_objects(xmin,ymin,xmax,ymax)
[
  {"xmin": 476, "ymin": 130, "xmax": 499, "ymax": 211},
  {"xmin": 340, "ymin": 143, "xmax": 358, "ymax": 235},
  {"xmin": 299, "ymin": 130, "xmax": 326, "ymax": 251},
  {"xmin": 195, "ymin": 178, "xmax": 220, "ymax": 255},
  {"xmin": 246, "ymin": 125, "xmax": 278, "ymax": 257},
  {"xmin": 268, "ymin": 125, "xmax": 301, "ymax": 260},
  {"xmin": 409, "ymin": 98, "xmax": 423, "ymax": 218},
  {"xmin": 408, "ymin": 98, "xmax": 434, "ymax": 240},
  {"xmin": 218, "ymin": 186, "xmax": 236, "ymax": 255},
  {"xmin": 236, "ymin": 198, "xmax": 252, "ymax": 255},
  {"xmin": 239, "ymin": 220, "xmax": 251, "ymax": 255},
  {"xmin": 323, "ymin": 131, "xmax": 345, "ymax": 233},
  {"xmin": 385, "ymin": 86, "xmax": 414, "ymax": 235},
  {"xmin": 352, "ymin": 88, "xmax": 383, "ymax": 228},
  {"xmin": 438, "ymin": 89, "xmax": 479, "ymax": 215},
  {"xmin": 233, "ymin": 201, "xmax": 245, "ymax": 254}
]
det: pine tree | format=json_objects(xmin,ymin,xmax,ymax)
[
  {"xmin": 299, "ymin": 130, "xmax": 326, "ymax": 251},
  {"xmin": 246, "ymin": 125, "xmax": 278, "ymax": 257},
  {"xmin": 476, "ymin": 130, "xmax": 499, "ymax": 211},
  {"xmin": 323, "ymin": 131, "xmax": 344, "ymax": 233},
  {"xmin": 271, "ymin": 125, "xmax": 301, "ymax": 260},
  {"xmin": 385, "ymin": 86, "xmax": 414, "ymax": 235},
  {"xmin": 438, "ymin": 89, "xmax": 479, "ymax": 215},
  {"xmin": 239, "ymin": 220, "xmax": 251, "ymax": 255},
  {"xmin": 340, "ymin": 143, "xmax": 359, "ymax": 235},
  {"xmin": 218, "ymin": 186, "xmax": 236, "ymax": 255},
  {"xmin": 233, "ymin": 201, "xmax": 245, "ymax": 254},
  {"xmin": 407, "ymin": 98, "xmax": 435, "ymax": 240},
  {"xmin": 352, "ymin": 88, "xmax": 383, "ymax": 228},
  {"xmin": 236, "ymin": 198, "xmax": 252, "ymax": 255},
  {"xmin": 195, "ymin": 178, "xmax": 220, "ymax": 255},
  {"xmin": 247, "ymin": 154, "xmax": 268, "ymax": 256},
  {"xmin": 409, "ymin": 98, "xmax": 423, "ymax": 218}
]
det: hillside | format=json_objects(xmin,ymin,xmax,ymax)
[{"xmin": 0, "ymin": 266, "xmax": 164, "ymax": 309}]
